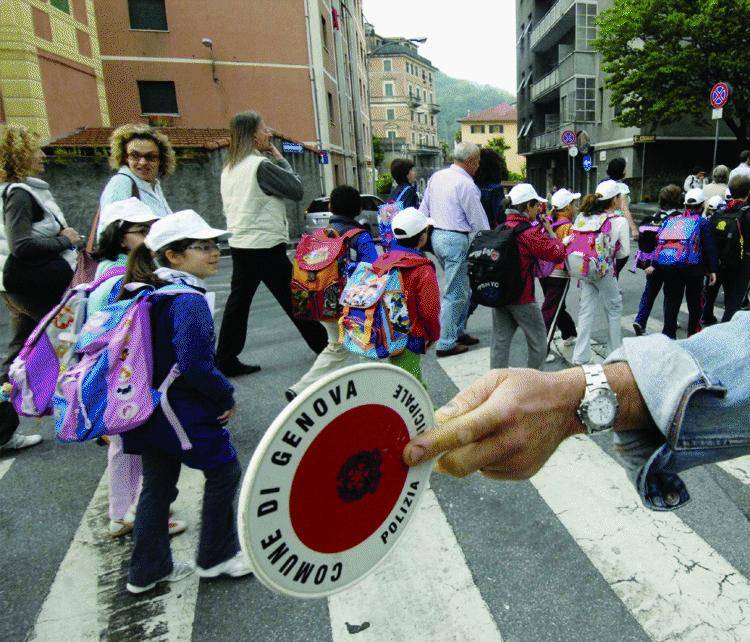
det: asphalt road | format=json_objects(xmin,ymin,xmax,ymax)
[{"xmin": 2, "ymin": 255, "xmax": 750, "ymax": 642}]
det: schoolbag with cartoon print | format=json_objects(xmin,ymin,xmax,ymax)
[
  {"xmin": 566, "ymin": 212, "xmax": 617, "ymax": 281},
  {"xmin": 291, "ymin": 227, "xmax": 363, "ymax": 321},
  {"xmin": 655, "ymin": 210, "xmax": 703, "ymax": 267}
]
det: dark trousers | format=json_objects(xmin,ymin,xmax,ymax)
[
  {"xmin": 661, "ymin": 268, "xmax": 704, "ymax": 339},
  {"xmin": 634, "ymin": 270, "xmax": 665, "ymax": 328},
  {"xmin": 216, "ymin": 244, "xmax": 327, "ymax": 364},
  {"xmin": 703, "ymin": 260, "xmax": 750, "ymax": 324},
  {"xmin": 539, "ymin": 277, "xmax": 577, "ymax": 340},
  {"xmin": 128, "ymin": 450, "xmax": 242, "ymax": 587},
  {"xmin": 0, "ymin": 291, "xmax": 58, "ymax": 446}
]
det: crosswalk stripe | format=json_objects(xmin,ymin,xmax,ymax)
[
  {"xmin": 436, "ymin": 349, "xmax": 750, "ymax": 641},
  {"xmin": 28, "ymin": 466, "xmax": 205, "ymax": 641},
  {"xmin": 327, "ymin": 489, "xmax": 502, "ymax": 641},
  {"xmin": 0, "ymin": 457, "xmax": 14, "ymax": 483},
  {"xmin": 717, "ymin": 456, "xmax": 750, "ymax": 486}
]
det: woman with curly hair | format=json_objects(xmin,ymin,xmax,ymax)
[
  {"xmin": 98, "ymin": 124, "xmax": 175, "ymax": 234},
  {"xmin": 0, "ymin": 125, "xmax": 81, "ymax": 453}
]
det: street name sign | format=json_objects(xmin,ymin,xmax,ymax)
[
  {"xmin": 633, "ymin": 135, "xmax": 656, "ymax": 144},
  {"xmin": 282, "ymin": 142, "xmax": 304, "ymax": 153}
]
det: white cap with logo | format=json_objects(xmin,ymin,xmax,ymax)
[
  {"xmin": 685, "ymin": 188, "xmax": 706, "ymax": 205},
  {"xmin": 391, "ymin": 207, "xmax": 434, "ymax": 239},
  {"xmin": 145, "ymin": 210, "xmax": 230, "ymax": 251},
  {"xmin": 99, "ymin": 197, "xmax": 158, "ymax": 229},
  {"xmin": 550, "ymin": 188, "xmax": 581, "ymax": 210},
  {"xmin": 508, "ymin": 183, "xmax": 546, "ymax": 205}
]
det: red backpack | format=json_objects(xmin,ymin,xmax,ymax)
[{"xmin": 291, "ymin": 227, "xmax": 362, "ymax": 321}]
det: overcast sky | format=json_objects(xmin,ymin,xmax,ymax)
[{"xmin": 361, "ymin": 0, "xmax": 517, "ymax": 92}]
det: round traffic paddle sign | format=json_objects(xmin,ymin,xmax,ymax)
[
  {"xmin": 710, "ymin": 82, "xmax": 730, "ymax": 109},
  {"xmin": 237, "ymin": 363, "xmax": 434, "ymax": 598}
]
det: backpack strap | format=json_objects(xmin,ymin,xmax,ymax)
[{"xmin": 396, "ymin": 185, "xmax": 411, "ymax": 203}]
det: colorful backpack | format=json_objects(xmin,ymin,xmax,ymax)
[
  {"xmin": 291, "ymin": 227, "xmax": 362, "ymax": 321},
  {"xmin": 566, "ymin": 212, "xmax": 616, "ymax": 281},
  {"xmin": 53, "ymin": 284, "xmax": 200, "ymax": 448},
  {"xmin": 338, "ymin": 255, "xmax": 410, "ymax": 359},
  {"xmin": 377, "ymin": 185, "xmax": 410, "ymax": 249},
  {"xmin": 655, "ymin": 211, "xmax": 702, "ymax": 267},
  {"xmin": 7, "ymin": 266, "xmax": 126, "ymax": 418}
]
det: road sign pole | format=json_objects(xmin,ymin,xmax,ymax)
[
  {"xmin": 713, "ymin": 118, "xmax": 720, "ymax": 169},
  {"xmin": 640, "ymin": 143, "xmax": 646, "ymax": 203}
]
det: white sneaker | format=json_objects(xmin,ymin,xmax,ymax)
[
  {"xmin": 109, "ymin": 518, "xmax": 134, "ymax": 538},
  {"xmin": 168, "ymin": 518, "xmax": 187, "ymax": 536},
  {"xmin": 197, "ymin": 551, "xmax": 253, "ymax": 578},
  {"xmin": 562, "ymin": 337, "xmax": 576, "ymax": 346},
  {"xmin": 126, "ymin": 560, "xmax": 195, "ymax": 594},
  {"xmin": 545, "ymin": 353, "xmax": 556, "ymax": 363},
  {"xmin": 0, "ymin": 433, "xmax": 42, "ymax": 451}
]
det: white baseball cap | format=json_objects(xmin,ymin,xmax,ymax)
[
  {"xmin": 707, "ymin": 195, "xmax": 725, "ymax": 211},
  {"xmin": 391, "ymin": 207, "xmax": 434, "ymax": 239},
  {"xmin": 550, "ymin": 188, "xmax": 581, "ymax": 210},
  {"xmin": 595, "ymin": 180, "xmax": 622, "ymax": 201},
  {"xmin": 685, "ymin": 188, "xmax": 705, "ymax": 205},
  {"xmin": 508, "ymin": 183, "xmax": 546, "ymax": 205},
  {"xmin": 99, "ymin": 197, "xmax": 157, "ymax": 229},
  {"xmin": 145, "ymin": 210, "xmax": 230, "ymax": 251}
]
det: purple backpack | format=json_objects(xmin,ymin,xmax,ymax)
[
  {"xmin": 8, "ymin": 266, "xmax": 126, "ymax": 418},
  {"xmin": 53, "ymin": 284, "xmax": 200, "ymax": 448}
]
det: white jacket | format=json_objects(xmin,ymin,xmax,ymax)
[{"xmin": 221, "ymin": 154, "xmax": 289, "ymax": 249}]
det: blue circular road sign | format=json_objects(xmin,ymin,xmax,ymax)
[{"xmin": 582, "ymin": 155, "xmax": 593, "ymax": 172}]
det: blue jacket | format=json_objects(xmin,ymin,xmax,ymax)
[
  {"xmin": 123, "ymin": 288, "xmax": 236, "ymax": 469},
  {"xmin": 329, "ymin": 215, "xmax": 378, "ymax": 263},
  {"xmin": 607, "ymin": 312, "xmax": 750, "ymax": 511}
]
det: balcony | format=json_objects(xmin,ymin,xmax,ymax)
[
  {"xmin": 429, "ymin": 102, "xmax": 441, "ymax": 114},
  {"xmin": 530, "ymin": 68, "xmax": 559, "ymax": 101},
  {"xmin": 529, "ymin": 52, "xmax": 597, "ymax": 103},
  {"xmin": 528, "ymin": 123, "xmax": 575, "ymax": 152},
  {"xmin": 531, "ymin": 0, "xmax": 596, "ymax": 52},
  {"xmin": 376, "ymin": 95, "xmax": 420, "ymax": 108}
]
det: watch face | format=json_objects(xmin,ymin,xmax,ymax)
[{"xmin": 587, "ymin": 392, "xmax": 617, "ymax": 427}]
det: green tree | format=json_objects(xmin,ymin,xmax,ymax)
[
  {"xmin": 454, "ymin": 129, "xmax": 462, "ymax": 143},
  {"xmin": 485, "ymin": 136, "xmax": 510, "ymax": 156},
  {"xmin": 440, "ymin": 141, "xmax": 452, "ymax": 163},
  {"xmin": 372, "ymin": 136, "xmax": 384, "ymax": 168},
  {"xmin": 595, "ymin": 0, "xmax": 750, "ymax": 146}
]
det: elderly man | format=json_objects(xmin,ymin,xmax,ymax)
[
  {"xmin": 728, "ymin": 150, "xmax": 750, "ymax": 182},
  {"xmin": 420, "ymin": 142, "xmax": 490, "ymax": 357}
]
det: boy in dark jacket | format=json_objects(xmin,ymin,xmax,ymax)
[{"xmin": 381, "ymin": 208, "xmax": 440, "ymax": 385}]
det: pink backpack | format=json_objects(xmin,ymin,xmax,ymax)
[
  {"xmin": 7, "ymin": 266, "xmax": 126, "ymax": 418},
  {"xmin": 565, "ymin": 212, "xmax": 617, "ymax": 281},
  {"xmin": 53, "ymin": 284, "xmax": 200, "ymax": 447}
]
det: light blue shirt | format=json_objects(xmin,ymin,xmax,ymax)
[
  {"xmin": 98, "ymin": 167, "xmax": 172, "ymax": 236},
  {"xmin": 419, "ymin": 165, "xmax": 489, "ymax": 233},
  {"xmin": 605, "ymin": 312, "xmax": 750, "ymax": 511}
]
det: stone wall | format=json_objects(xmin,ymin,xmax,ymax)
[{"xmin": 41, "ymin": 136, "xmax": 326, "ymax": 240}]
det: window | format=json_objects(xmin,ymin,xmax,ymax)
[
  {"xmin": 470, "ymin": 125, "xmax": 486, "ymax": 134},
  {"xmin": 576, "ymin": 3, "xmax": 597, "ymax": 50},
  {"xmin": 387, "ymin": 130, "xmax": 396, "ymax": 140},
  {"xmin": 137, "ymin": 81, "xmax": 178, "ymax": 114},
  {"xmin": 410, "ymin": 110, "xmax": 414, "ymax": 121},
  {"xmin": 489, "ymin": 125, "xmax": 504, "ymax": 134},
  {"xmin": 50, "ymin": 0, "xmax": 70, "ymax": 13},
  {"xmin": 321, "ymin": 15, "xmax": 328, "ymax": 50},
  {"xmin": 383, "ymin": 59, "xmax": 392, "ymax": 72},
  {"xmin": 575, "ymin": 77, "xmax": 596, "ymax": 121},
  {"xmin": 327, "ymin": 91, "xmax": 335, "ymax": 124},
  {"xmin": 411, "ymin": 132, "xmax": 415, "ymax": 144},
  {"xmin": 386, "ymin": 108, "xmax": 395, "ymax": 120},
  {"xmin": 128, "ymin": 0, "xmax": 168, "ymax": 30},
  {"xmin": 430, "ymin": 115, "xmax": 434, "ymax": 126},
  {"xmin": 429, "ymin": 73, "xmax": 432, "ymax": 84},
  {"xmin": 384, "ymin": 82, "xmax": 394, "ymax": 97}
]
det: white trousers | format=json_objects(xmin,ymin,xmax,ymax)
[{"xmin": 572, "ymin": 274, "xmax": 623, "ymax": 365}]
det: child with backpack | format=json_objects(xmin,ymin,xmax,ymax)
[
  {"xmin": 655, "ymin": 188, "xmax": 717, "ymax": 338},
  {"xmin": 540, "ymin": 189, "xmax": 579, "ymax": 358},
  {"xmin": 118, "ymin": 210, "xmax": 251, "ymax": 594},
  {"xmin": 702, "ymin": 174, "xmax": 750, "ymax": 325},
  {"xmin": 568, "ymin": 180, "xmax": 630, "ymax": 365},
  {"xmin": 488, "ymin": 184, "xmax": 567, "ymax": 370},
  {"xmin": 286, "ymin": 185, "xmax": 377, "ymax": 400},
  {"xmin": 632, "ymin": 185, "xmax": 682, "ymax": 336}
]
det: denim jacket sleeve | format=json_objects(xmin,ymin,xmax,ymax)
[{"xmin": 605, "ymin": 312, "xmax": 750, "ymax": 511}]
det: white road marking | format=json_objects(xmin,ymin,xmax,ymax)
[
  {"xmin": 328, "ymin": 489, "xmax": 502, "ymax": 642},
  {"xmin": 437, "ymin": 350, "xmax": 750, "ymax": 642},
  {"xmin": 717, "ymin": 456, "xmax": 750, "ymax": 486},
  {"xmin": 28, "ymin": 466, "xmax": 204, "ymax": 641},
  {"xmin": 0, "ymin": 457, "xmax": 15, "ymax": 482}
]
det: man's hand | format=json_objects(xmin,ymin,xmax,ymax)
[
  {"xmin": 403, "ymin": 368, "xmax": 586, "ymax": 479},
  {"xmin": 267, "ymin": 144, "xmax": 284, "ymax": 161}
]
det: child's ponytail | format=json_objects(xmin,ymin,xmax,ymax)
[
  {"xmin": 124, "ymin": 242, "xmax": 167, "ymax": 289},
  {"xmin": 579, "ymin": 193, "xmax": 600, "ymax": 214}
]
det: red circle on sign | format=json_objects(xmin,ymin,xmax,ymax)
[
  {"xmin": 289, "ymin": 404, "xmax": 410, "ymax": 554},
  {"xmin": 711, "ymin": 82, "xmax": 729, "ymax": 108}
]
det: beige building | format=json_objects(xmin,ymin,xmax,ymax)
[
  {"xmin": 459, "ymin": 103, "xmax": 525, "ymax": 176},
  {"xmin": 365, "ymin": 23, "xmax": 440, "ymax": 186},
  {"xmin": 0, "ymin": 0, "xmax": 109, "ymax": 141}
]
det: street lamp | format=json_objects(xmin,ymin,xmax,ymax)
[{"xmin": 202, "ymin": 37, "xmax": 218, "ymax": 83}]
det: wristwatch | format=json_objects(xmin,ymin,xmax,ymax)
[{"xmin": 577, "ymin": 364, "xmax": 619, "ymax": 433}]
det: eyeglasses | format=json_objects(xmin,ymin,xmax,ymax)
[
  {"xmin": 186, "ymin": 241, "xmax": 219, "ymax": 253},
  {"xmin": 127, "ymin": 151, "xmax": 160, "ymax": 163},
  {"xmin": 124, "ymin": 225, "xmax": 151, "ymax": 236}
]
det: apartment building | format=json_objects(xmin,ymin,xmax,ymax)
[
  {"xmin": 96, "ymin": 0, "xmax": 372, "ymax": 192},
  {"xmin": 365, "ymin": 23, "xmax": 440, "ymax": 186},
  {"xmin": 0, "ymin": 0, "xmax": 109, "ymax": 140},
  {"xmin": 459, "ymin": 103, "xmax": 525, "ymax": 176},
  {"xmin": 516, "ymin": 0, "xmax": 737, "ymax": 199}
]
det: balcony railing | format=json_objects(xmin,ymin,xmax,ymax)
[
  {"xmin": 530, "ymin": 68, "xmax": 560, "ymax": 101},
  {"xmin": 376, "ymin": 95, "xmax": 420, "ymax": 108},
  {"xmin": 528, "ymin": 124, "xmax": 576, "ymax": 152},
  {"xmin": 530, "ymin": 0, "xmax": 577, "ymax": 49}
]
